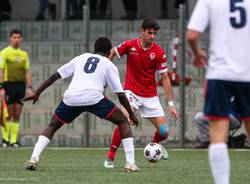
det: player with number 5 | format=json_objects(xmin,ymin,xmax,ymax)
[{"xmin": 187, "ymin": 0, "xmax": 250, "ymax": 184}]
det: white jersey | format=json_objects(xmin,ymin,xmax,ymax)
[
  {"xmin": 57, "ymin": 53, "xmax": 124, "ymax": 106},
  {"xmin": 188, "ymin": 0, "xmax": 250, "ymax": 81}
]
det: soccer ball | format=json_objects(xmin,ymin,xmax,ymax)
[{"xmin": 143, "ymin": 143, "xmax": 163, "ymax": 162}]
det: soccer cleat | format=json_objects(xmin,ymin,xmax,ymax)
[
  {"xmin": 160, "ymin": 145, "xmax": 169, "ymax": 160},
  {"xmin": 2, "ymin": 139, "xmax": 9, "ymax": 148},
  {"xmin": 26, "ymin": 158, "xmax": 38, "ymax": 171},
  {"xmin": 123, "ymin": 163, "xmax": 140, "ymax": 172},
  {"xmin": 10, "ymin": 142, "xmax": 20, "ymax": 148},
  {"xmin": 104, "ymin": 159, "xmax": 114, "ymax": 168}
]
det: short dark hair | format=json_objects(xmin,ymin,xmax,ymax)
[
  {"xmin": 94, "ymin": 37, "xmax": 112, "ymax": 55},
  {"xmin": 10, "ymin": 28, "xmax": 23, "ymax": 37},
  {"xmin": 141, "ymin": 18, "xmax": 160, "ymax": 30}
]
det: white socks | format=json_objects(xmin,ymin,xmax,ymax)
[
  {"xmin": 122, "ymin": 137, "xmax": 135, "ymax": 165},
  {"xmin": 209, "ymin": 143, "xmax": 230, "ymax": 184},
  {"xmin": 31, "ymin": 135, "xmax": 50, "ymax": 161}
]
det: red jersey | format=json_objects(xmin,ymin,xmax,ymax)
[{"xmin": 115, "ymin": 38, "xmax": 168, "ymax": 97}]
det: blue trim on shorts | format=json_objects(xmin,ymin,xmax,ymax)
[{"xmin": 54, "ymin": 98, "xmax": 116, "ymax": 124}]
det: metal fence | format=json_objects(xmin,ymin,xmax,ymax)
[{"xmin": 0, "ymin": 9, "xmax": 210, "ymax": 148}]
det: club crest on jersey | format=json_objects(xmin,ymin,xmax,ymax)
[
  {"xmin": 131, "ymin": 47, "xmax": 136, "ymax": 51},
  {"xmin": 150, "ymin": 53, "xmax": 155, "ymax": 60}
]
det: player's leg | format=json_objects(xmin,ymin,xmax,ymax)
[
  {"xmin": 205, "ymin": 80, "xmax": 231, "ymax": 184},
  {"xmin": 149, "ymin": 117, "xmax": 169, "ymax": 143},
  {"xmin": 26, "ymin": 115, "xmax": 63, "ymax": 170},
  {"xmin": 106, "ymin": 107, "xmax": 139, "ymax": 172},
  {"xmin": 1, "ymin": 123, "xmax": 10, "ymax": 147},
  {"xmin": 8, "ymin": 82, "xmax": 26, "ymax": 147},
  {"xmin": 104, "ymin": 126, "xmax": 121, "ymax": 168},
  {"xmin": 139, "ymin": 95, "xmax": 169, "ymax": 159},
  {"xmin": 86, "ymin": 97, "xmax": 139, "ymax": 171},
  {"xmin": 105, "ymin": 105, "xmax": 137, "ymax": 164},
  {"xmin": 26, "ymin": 115, "xmax": 64, "ymax": 170},
  {"xmin": 148, "ymin": 116, "xmax": 169, "ymax": 159},
  {"xmin": 1, "ymin": 103, "xmax": 12, "ymax": 147},
  {"xmin": 105, "ymin": 91, "xmax": 139, "ymax": 167},
  {"xmin": 208, "ymin": 119, "xmax": 230, "ymax": 184},
  {"xmin": 1, "ymin": 84, "xmax": 15, "ymax": 147},
  {"xmin": 9, "ymin": 103, "xmax": 23, "ymax": 147},
  {"xmin": 26, "ymin": 101, "xmax": 82, "ymax": 170}
]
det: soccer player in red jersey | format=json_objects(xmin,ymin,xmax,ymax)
[{"xmin": 104, "ymin": 18, "xmax": 178, "ymax": 168}]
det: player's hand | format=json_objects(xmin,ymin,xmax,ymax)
[
  {"xmin": 168, "ymin": 106, "xmax": 178, "ymax": 122},
  {"xmin": 21, "ymin": 93, "xmax": 39, "ymax": 104},
  {"xmin": 129, "ymin": 114, "xmax": 139, "ymax": 127},
  {"xmin": 0, "ymin": 88, "xmax": 5, "ymax": 101},
  {"xmin": 26, "ymin": 87, "xmax": 35, "ymax": 96},
  {"xmin": 192, "ymin": 50, "xmax": 208, "ymax": 68}
]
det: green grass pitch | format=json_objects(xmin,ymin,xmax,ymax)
[{"xmin": 0, "ymin": 148, "xmax": 249, "ymax": 184}]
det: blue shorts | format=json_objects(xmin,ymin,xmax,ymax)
[
  {"xmin": 54, "ymin": 97, "xmax": 116, "ymax": 124},
  {"xmin": 204, "ymin": 79, "xmax": 250, "ymax": 121}
]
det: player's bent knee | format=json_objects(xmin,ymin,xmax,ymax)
[
  {"xmin": 159, "ymin": 124, "xmax": 168, "ymax": 138},
  {"xmin": 118, "ymin": 121, "xmax": 132, "ymax": 138}
]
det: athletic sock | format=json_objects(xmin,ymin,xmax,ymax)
[
  {"xmin": 152, "ymin": 130, "xmax": 167, "ymax": 143},
  {"xmin": 9, "ymin": 122, "xmax": 20, "ymax": 144},
  {"xmin": 122, "ymin": 137, "xmax": 135, "ymax": 165},
  {"xmin": 1, "ymin": 122, "xmax": 10, "ymax": 142},
  {"xmin": 107, "ymin": 127, "xmax": 121, "ymax": 160},
  {"xmin": 31, "ymin": 135, "xmax": 50, "ymax": 161},
  {"xmin": 209, "ymin": 143, "xmax": 230, "ymax": 184}
]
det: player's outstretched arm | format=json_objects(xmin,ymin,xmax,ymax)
[
  {"xmin": 116, "ymin": 92, "xmax": 139, "ymax": 127},
  {"xmin": 22, "ymin": 72, "xmax": 61, "ymax": 104}
]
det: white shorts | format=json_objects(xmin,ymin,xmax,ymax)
[{"xmin": 125, "ymin": 90, "xmax": 165, "ymax": 118}]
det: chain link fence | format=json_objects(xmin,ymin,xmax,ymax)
[{"xmin": 0, "ymin": 15, "xmax": 209, "ymax": 147}]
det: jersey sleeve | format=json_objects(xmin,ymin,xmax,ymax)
[
  {"xmin": 157, "ymin": 52, "xmax": 168, "ymax": 74},
  {"xmin": 24, "ymin": 52, "xmax": 30, "ymax": 69},
  {"xmin": 114, "ymin": 40, "xmax": 131, "ymax": 59},
  {"xmin": 187, "ymin": 0, "xmax": 209, "ymax": 33},
  {"xmin": 57, "ymin": 58, "xmax": 76, "ymax": 79},
  {"xmin": 105, "ymin": 63, "xmax": 124, "ymax": 93}
]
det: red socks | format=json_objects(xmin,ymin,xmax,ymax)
[
  {"xmin": 107, "ymin": 126, "xmax": 121, "ymax": 160},
  {"xmin": 152, "ymin": 130, "xmax": 168, "ymax": 143}
]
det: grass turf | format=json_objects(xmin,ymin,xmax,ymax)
[{"xmin": 0, "ymin": 148, "xmax": 249, "ymax": 184}]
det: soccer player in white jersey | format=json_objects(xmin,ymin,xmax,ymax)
[
  {"xmin": 23, "ymin": 37, "xmax": 140, "ymax": 172},
  {"xmin": 187, "ymin": 1, "xmax": 250, "ymax": 184}
]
